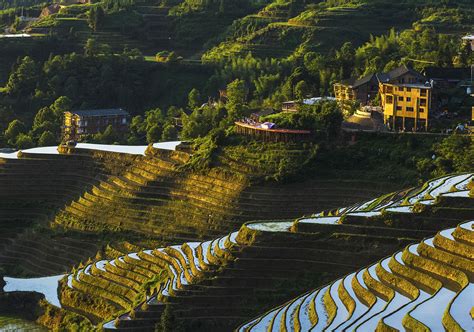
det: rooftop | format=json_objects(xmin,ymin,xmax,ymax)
[
  {"xmin": 338, "ymin": 65, "xmax": 426, "ymax": 88},
  {"xmin": 341, "ymin": 73, "xmax": 377, "ymax": 88},
  {"xmin": 303, "ymin": 96, "xmax": 336, "ymax": 105},
  {"xmin": 71, "ymin": 108, "xmax": 129, "ymax": 117},
  {"xmin": 235, "ymin": 121, "xmax": 311, "ymax": 134},
  {"xmin": 376, "ymin": 65, "xmax": 426, "ymax": 83},
  {"xmin": 393, "ymin": 83, "xmax": 432, "ymax": 89}
]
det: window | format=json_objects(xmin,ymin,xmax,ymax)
[
  {"xmin": 421, "ymin": 89, "xmax": 427, "ymax": 96},
  {"xmin": 420, "ymin": 98, "xmax": 427, "ymax": 106},
  {"xmin": 406, "ymin": 97, "xmax": 412, "ymax": 102},
  {"xmin": 122, "ymin": 118, "xmax": 127, "ymax": 124},
  {"xmin": 406, "ymin": 88, "xmax": 411, "ymax": 92},
  {"xmin": 406, "ymin": 107, "xmax": 414, "ymax": 112},
  {"xmin": 386, "ymin": 96, "xmax": 393, "ymax": 104},
  {"xmin": 396, "ymin": 106, "xmax": 402, "ymax": 111},
  {"xmin": 419, "ymin": 108, "xmax": 425, "ymax": 113},
  {"xmin": 398, "ymin": 96, "xmax": 404, "ymax": 101}
]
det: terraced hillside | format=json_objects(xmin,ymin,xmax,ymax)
[
  {"xmin": 51, "ymin": 144, "xmax": 394, "ymax": 242},
  {"xmin": 204, "ymin": 0, "xmax": 474, "ymax": 60},
  {"xmin": 8, "ymin": 172, "xmax": 470, "ymax": 330},
  {"xmin": 0, "ymin": 142, "xmax": 394, "ymax": 278},
  {"xmin": 240, "ymin": 220, "xmax": 473, "ymax": 331},
  {"xmin": 6, "ymin": 0, "xmax": 472, "ymax": 67},
  {"xmin": 22, "ymin": 1, "xmax": 173, "ymax": 54},
  {"xmin": 0, "ymin": 144, "xmax": 171, "ymax": 276},
  {"xmin": 0, "ymin": 146, "xmax": 138, "ymax": 276}
]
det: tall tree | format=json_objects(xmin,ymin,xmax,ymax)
[{"xmin": 5, "ymin": 56, "xmax": 39, "ymax": 96}]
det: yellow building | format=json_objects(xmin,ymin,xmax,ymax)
[
  {"xmin": 380, "ymin": 83, "xmax": 432, "ymax": 131},
  {"xmin": 334, "ymin": 83, "xmax": 356, "ymax": 101}
]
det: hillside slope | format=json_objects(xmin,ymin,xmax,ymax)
[
  {"xmin": 3, "ymin": 0, "xmax": 472, "ymax": 65},
  {"xmin": 0, "ymin": 142, "xmax": 397, "ymax": 278},
  {"xmin": 2, "ymin": 172, "xmax": 470, "ymax": 330},
  {"xmin": 240, "ymin": 219, "xmax": 474, "ymax": 331},
  {"xmin": 204, "ymin": 0, "xmax": 474, "ymax": 61}
]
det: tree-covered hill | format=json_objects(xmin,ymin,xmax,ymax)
[
  {"xmin": 2, "ymin": 0, "xmax": 472, "ymax": 63},
  {"xmin": 0, "ymin": 0, "xmax": 472, "ymax": 150},
  {"xmin": 204, "ymin": 0, "xmax": 474, "ymax": 61}
]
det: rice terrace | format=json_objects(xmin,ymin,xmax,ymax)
[{"xmin": 0, "ymin": 0, "xmax": 473, "ymax": 331}]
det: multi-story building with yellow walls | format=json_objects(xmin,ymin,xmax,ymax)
[{"xmin": 379, "ymin": 82, "xmax": 432, "ymax": 131}]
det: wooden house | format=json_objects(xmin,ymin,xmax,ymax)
[
  {"xmin": 63, "ymin": 108, "xmax": 130, "ymax": 141},
  {"xmin": 334, "ymin": 73, "xmax": 379, "ymax": 105}
]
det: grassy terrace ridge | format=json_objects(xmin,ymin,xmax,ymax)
[
  {"xmin": 292, "ymin": 172, "xmax": 474, "ymax": 232},
  {"xmin": 0, "ymin": 141, "xmax": 399, "ymax": 278},
  {"xmin": 50, "ymin": 140, "xmax": 398, "ymax": 240},
  {"xmin": 0, "ymin": 147, "xmax": 139, "ymax": 277},
  {"xmin": 5, "ymin": 172, "xmax": 469, "ymax": 331}
]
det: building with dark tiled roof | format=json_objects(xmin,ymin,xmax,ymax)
[
  {"xmin": 63, "ymin": 108, "xmax": 130, "ymax": 141},
  {"xmin": 334, "ymin": 65, "xmax": 427, "ymax": 107},
  {"xmin": 422, "ymin": 67, "xmax": 472, "ymax": 89},
  {"xmin": 334, "ymin": 65, "xmax": 433, "ymax": 131},
  {"xmin": 377, "ymin": 66, "xmax": 432, "ymax": 131},
  {"xmin": 376, "ymin": 65, "xmax": 427, "ymax": 85},
  {"xmin": 334, "ymin": 73, "xmax": 379, "ymax": 106}
]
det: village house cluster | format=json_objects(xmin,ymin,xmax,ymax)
[{"xmin": 334, "ymin": 64, "xmax": 465, "ymax": 132}]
